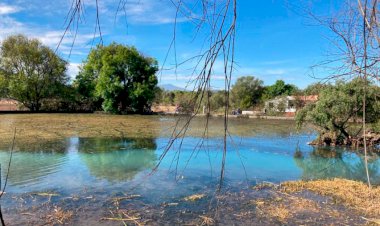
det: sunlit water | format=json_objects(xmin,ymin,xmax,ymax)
[{"xmin": 0, "ymin": 116, "xmax": 379, "ymax": 207}]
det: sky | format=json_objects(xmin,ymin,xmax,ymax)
[{"xmin": 0, "ymin": 0, "xmax": 341, "ymax": 89}]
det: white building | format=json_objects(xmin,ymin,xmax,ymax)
[{"xmin": 264, "ymin": 95, "xmax": 318, "ymax": 116}]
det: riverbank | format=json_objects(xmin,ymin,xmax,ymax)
[
  {"xmin": 158, "ymin": 112, "xmax": 295, "ymax": 120},
  {"xmin": 2, "ymin": 178, "xmax": 377, "ymax": 225}
]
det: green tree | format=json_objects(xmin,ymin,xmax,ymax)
[
  {"xmin": 210, "ymin": 90, "xmax": 227, "ymax": 112},
  {"xmin": 263, "ymin": 80, "xmax": 298, "ymax": 100},
  {"xmin": 0, "ymin": 35, "xmax": 68, "ymax": 111},
  {"xmin": 296, "ymin": 79, "xmax": 380, "ymax": 144},
  {"xmin": 76, "ymin": 43, "xmax": 158, "ymax": 113},
  {"xmin": 303, "ymin": 82, "xmax": 331, "ymax": 95},
  {"xmin": 231, "ymin": 76, "xmax": 264, "ymax": 109}
]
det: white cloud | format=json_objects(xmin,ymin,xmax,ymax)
[
  {"xmin": 0, "ymin": 14, "xmax": 96, "ymax": 58},
  {"xmin": 0, "ymin": 4, "xmax": 21, "ymax": 15}
]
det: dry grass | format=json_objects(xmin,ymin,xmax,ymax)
[
  {"xmin": 281, "ymin": 178, "xmax": 380, "ymax": 217},
  {"xmin": 254, "ymin": 196, "xmax": 320, "ymax": 223},
  {"xmin": 101, "ymin": 209, "xmax": 146, "ymax": 226},
  {"xmin": 111, "ymin": 194, "xmax": 141, "ymax": 205},
  {"xmin": 199, "ymin": 215, "xmax": 215, "ymax": 225},
  {"xmin": 184, "ymin": 194, "xmax": 205, "ymax": 202},
  {"xmin": 252, "ymin": 182, "xmax": 277, "ymax": 190},
  {"xmin": 258, "ymin": 203, "xmax": 291, "ymax": 223},
  {"xmin": 46, "ymin": 207, "xmax": 73, "ymax": 225}
]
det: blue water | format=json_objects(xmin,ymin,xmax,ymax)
[{"xmin": 0, "ymin": 130, "xmax": 379, "ymax": 202}]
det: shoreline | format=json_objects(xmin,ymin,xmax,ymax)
[
  {"xmin": 157, "ymin": 112, "xmax": 296, "ymax": 120},
  {"xmin": 0, "ymin": 111, "xmax": 296, "ymax": 120},
  {"xmin": 2, "ymin": 178, "xmax": 378, "ymax": 225}
]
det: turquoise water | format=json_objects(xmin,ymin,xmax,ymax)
[
  {"xmin": 0, "ymin": 117, "xmax": 379, "ymax": 225},
  {"xmin": 0, "ymin": 126, "xmax": 379, "ymax": 202}
]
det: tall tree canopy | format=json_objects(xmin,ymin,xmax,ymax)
[
  {"xmin": 0, "ymin": 35, "xmax": 68, "ymax": 111},
  {"xmin": 303, "ymin": 83, "xmax": 331, "ymax": 95},
  {"xmin": 263, "ymin": 80, "xmax": 298, "ymax": 100},
  {"xmin": 231, "ymin": 76, "xmax": 264, "ymax": 109},
  {"xmin": 75, "ymin": 43, "xmax": 158, "ymax": 114}
]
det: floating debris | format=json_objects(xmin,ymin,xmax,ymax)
[
  {"xmin": 31, "ymin": 192, "xmax": 59, "ymax": 197},
  {"xmin": 252, "ymin": 182, "xmax": 277, "ymax": 190},
  {"xmin": 46, "ymin": 206, "xmax": 73, "ymax": 225},
  {"xmin": 199, "ymin": 215, "xmax": 215, "ymax": 225},
  {"xmin": 184, "ymin": 194, "xmax": 205, "ymax": 202}
]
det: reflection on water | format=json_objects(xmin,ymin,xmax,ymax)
[
  {"xmin": 294, "ymin": 147, "xmax": 380, "ymax": 184},
  {"xmin": 81, "ymin": 150, "xmax": 156, "ymax": 182},
  {"xmin": 75, "ymin": 138, "xmax": 157, "ymax": 182},
  {"xmin": 0, "ymin": 137, "xmax": 158, "ymax": 193},
  {"xmin": 77, "ymin": 137, "xmax": 157, "ymax": 152},
  {"xmin": 0, "ymin": 117, "xmax": 379, "ymax": 198}
]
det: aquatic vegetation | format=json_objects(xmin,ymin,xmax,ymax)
[{"xmin": 0, "ymin": 114, "xmax": 302, "ymax": 149}]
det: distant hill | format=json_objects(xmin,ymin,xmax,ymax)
[{"xmin": 159, "ymin": 84, "xmax": 185, "ymax": 91}]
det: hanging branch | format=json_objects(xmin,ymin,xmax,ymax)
[
  {"xmin": 300, "ymin": 0, "xmax": 380, "ymax": 187},
  {"xmin": 0, "ymin": 128, "xmax": 16, "ymax": 226},
  {"xmin": 60, "ymin": 0, "xmax": 238, "ymax": 190}
]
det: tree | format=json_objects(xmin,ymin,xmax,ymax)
[
  {"xmin": 305, "ymin": 0, "xmax": 380, "ymax": 187},
  {"xmin": 231, "ymin": 76, "xmax": 264, "ymax": 109},
  {"xmin": 0, "ymin": 35, "xmax": 68, "ymax": 111},
  {"xmin": 263, "ymin": 80, "xmax": 298, "ymax": 100},
  {"xmin": 210, "ymin": 90, "xmax": 227, "ymax": 112},
  {"xmin": 76, "ymin": 43, "xmax": 158, "ymax": 114},
  {"xmin": 303, "ymin": 83, "xmax": 331, "ymax": 95},
  {"xmin": 296, "ymin": 79, "xmax": 380, "ymax": 145}
]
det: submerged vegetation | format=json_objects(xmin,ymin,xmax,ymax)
[
  {"xmin": 0, "ymin": 114, "xmax": 300, "ymax": 147},
  {"xmin": 3, "ymin": 177, "xmax": 377, "ymax": 225}
]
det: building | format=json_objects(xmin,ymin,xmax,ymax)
[
  {"xmin": 264, "ymin": 95, "xmax": 318, "ymax": 117},
  {"xmin": 0, "ymin": 98, "xmax": 25, "ymax": 111}
]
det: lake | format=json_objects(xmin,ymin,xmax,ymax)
[{"xmin": 0, "ymin": 114, "xmax": 378, "ymax": 224}]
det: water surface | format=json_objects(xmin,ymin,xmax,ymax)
[{"xmin": 0, "ymin": 116, "xmax": 378, "ymax": 199}]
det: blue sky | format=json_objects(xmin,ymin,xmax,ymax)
[{"xmin": 0, "ymin": 0, "xmax": 340, "ymax": 89}]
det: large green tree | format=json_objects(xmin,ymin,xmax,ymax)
[
  {"xmin": 75, "ymin": 43, "xmax": 158, "ymax": 113},
  {"xmin": 0, "ymin": 35, "xmax": 68, "ymax": 111},
  {"xmin": 303, "ymin": 82, "xmax": 332, "ymax": 95},
  {"xmin": 296, "ymin": 79, "xmax": 380, "ymax": 145},
  {"xmin": 231, "ymin": 76, "xmax": 264, "ymax": 109},
  {"xmin": 263, "ymin": 80, "xmax": 298, "ymax": 100}
]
